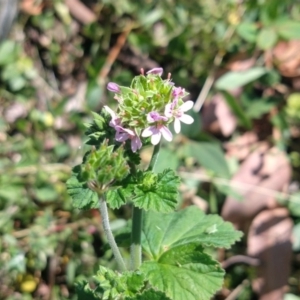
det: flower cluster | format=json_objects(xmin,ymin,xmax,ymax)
[{"xmin": 104, "ymin": 68, "xmax": 194, "ymax": 152}]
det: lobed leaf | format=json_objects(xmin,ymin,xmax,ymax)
[
  {"xmin": 132, "ymin": 169, "xmax": 180, "ymax": 212},
  {"xmin": 66, "ymin": 175, "xmax": 99, "ymax": 209},
  {"xmin": 142, "ymin": 206, "xmax": 243, "ymax": 259},
  {"xmin": 140, "ymin": 244, "xmax": 224, "ymax": 300},
  {"xmin": 125, "ymin": 289, "xmax": 171, "ymax": 300}
]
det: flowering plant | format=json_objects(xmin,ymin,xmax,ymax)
[{"xmin": 66, "ymin": 68, "xmax": 242, "ymax": 300}]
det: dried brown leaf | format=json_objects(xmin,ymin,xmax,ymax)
[
  {"xmin": 221, "ymin": 146, "xmax": 291, "ymax": 227},
  {"xmin": 247, "ymin": 208, "xmax": 293, "ymax": 300}
]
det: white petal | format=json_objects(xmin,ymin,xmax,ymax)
[
  {"xmin": 151, "ymin": 132, "xmax": 161, "ymax": 145},
  {"xmin": 179, "ymin": 114, "xmax": 194, "ymax": 124},
  {"xmin": 174, "ymin": 118, "xmax": 181, "ymax": 133},
  {"xmin": 180, "ymin": 101, "xmax": 194, "ymax": 112},
  {"xmin": 164, "ymin": 103, "xmax": 173, "ymax": 118},
  {"xmin": 160, "ymin": 126, "xmax": 173, "ymax": 142},
  {"xmin": 142, "ymin": 126, "xmax": 154, "ymax": 137},
  {"xmin": 104, "ymin": 105, "xmax": 116, "ymax": 117}
]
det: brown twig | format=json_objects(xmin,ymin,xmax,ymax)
[
  {"xmin": 221, "ymin": 255, "xmax": 260, "ymax": 269},
  {"xmin": 65, "ymin": 0, "xmax": 96, "ymax": 24},
  {"xmin": 98, "ymin": 24, "xmax": 133, "ymax": 86}
]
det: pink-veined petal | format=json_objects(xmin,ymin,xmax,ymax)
[
  {"xmin": 147, "ymin": 111, "xmax": 168, "ymax": 123},
  {"xmin": 131, "ymin": 136, "xmax": 142, "ymax": 152},
  {"xmin": 146, "ymin": 67, "xmax": 163, "ymax": 76},
  {"xmin": 142, "ymin": 126, "xmax": 156, "ymax": 137},
  {"xmin": 164, "ymin": 103, "xmax": 173, "ymax": 118},
  {"xmin": 180, "ymin": 100, "xmax": 194, "ymax": 112},
  {"xmin": 179, "ymin": 114, "xmax": 194, "ymax": 124},
  {"xmin": 121, "ymin": 127, "xmax": 135, "ymax": 136},
  {"xmin": 174, "ymin": 118, "xmax": 181, "ymax": 134},
  {"xmin": 151, "ymin": 132, "xmax": 162, "ymax": 145},
  {"xmin": 160, "ymin": 126, "xmax": 173, "ymax": 142},
  {"xmin": 115, "ymin": 131, "xmax": 129, "ymax": 142}
]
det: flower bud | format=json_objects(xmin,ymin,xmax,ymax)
[
  {"xmin": 107, "ymin": 82, "xmax": 120, "ymax": 93},
  {"xmin": 146, "ymin": 67, "xmax": 163, "ymax": 76}
]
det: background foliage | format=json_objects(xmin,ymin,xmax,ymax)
[{"xmin": 1, "ymin": 0, "xmax": 300, "ymax": 299}]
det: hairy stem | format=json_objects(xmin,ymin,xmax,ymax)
[
  {"xmin": 99, "ymin": 197, "xmax": 127, "ymax": 272},
  {"xmin": 147, "ymin": 142, "xmax": 161, "ymax": 171},
  {"xmin": 130, "ymin": 143, "xmax": 161, "ymax": 270},
  {"xmin": 130, "ymin": 206, "xmax": 143, "ymax": 270}
]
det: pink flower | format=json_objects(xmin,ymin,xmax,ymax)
[
  {"xmin": 115, "ymin": 126, "xmax": 142, "ymax": 153},
  {"xmin": 147, "ymin": 111, "xmax": 168, "ymax": 123},
  {"xmin": 172, "ymin": 87, "xmax": 185, "ymax": 99},
  {"xmin": 142, "ymin": 111, "xmax": 172, "ymax": 145},
  {"xmin": 146, "ymin": 67, "xmax": 163, "ymax": 76},
  {"xmin": 165, "ymin": 100, "xmax": 194, "ymax": 133},
  {"xmin": 107, "ymin": 82, "xmax": 120, "ymax": 93},
  {"xmin": 142, "ymin": 124, "xmax": 173, "ymax": 145}
]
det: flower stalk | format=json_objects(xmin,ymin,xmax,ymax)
[
  {"xmin": 99, "ymin": 196, "xmax": 127, "ymax": 272},
  {"xmin": 130, "ymin": 143, "xmax": 161, "ymax": 270}
]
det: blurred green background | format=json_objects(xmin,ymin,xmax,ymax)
[{"xmin": 1, "ymin": 0, "xmax": 300, "ymax": 299}]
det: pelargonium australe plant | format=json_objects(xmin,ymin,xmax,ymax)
[{"xmin": 66, "ymin": 68, "xmax": 242, "ymax": 300}]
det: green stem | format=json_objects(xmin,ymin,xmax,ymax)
[
  {"xmin": 130, "ymin": 206, "xmax": 143, "ymax": 270},
  {"xmin": 147, "ymin": 143, "xmax": 161, "ymax": 171},
  {"xmin": 99, "ymin": 197, "xmax": 127, "ymax": 272},
  {"xmin": 130, "ymin": 143, "xmax": 161, "ymax": 270}
]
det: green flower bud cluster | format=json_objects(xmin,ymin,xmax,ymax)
[
  {"xmin": 79, "ymin": 140, "xmax": 130, "ymax": 192},
  {"xmin": 117, "ymin": 74, "xmax": 175, "ymax": 131},
  {"xmin": 106, "ymin": 68, "xmax": 194, "ymax": 152}
]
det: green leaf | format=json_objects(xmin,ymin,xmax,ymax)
[
  {"xmin": 236, "ymin": 22, "xmax": 258, "ymax": 43},
  {"xmin": 0, "ymin": 41, "xmax": 19, "ymax": 65},
  {"xmin": 215, "ymin": 67, "xmax": 267, "ymax": 90},
  {"xmin": 106, "ymin": 187, "xmax": 131, "ymax": 209},
  {"xmin": 221, "ymin": 90, "xmax": 252, "ymax": 129},
  {"xmin": 66, "ymin": 175, "xmax": 99, "ymax": 209},
  {"xmin": 126, "ymin": 289, "xmax": 171, "ymax": 300},
  {"xmin": 242, "ymin": 96, "xmax": 276, "ymax": 119},
  {"xmin": 181, "ymin": 141, "xmax": 230, "ymax": 178},
  {"xmin": 86, "ymin": 80, "xmax": 103, "ymax": 110},
  {"xmin": 257, "ymin": 27, "xmax": 277, "ymax": 50},
  {"xmin": 153, "ymin": 148, "xmax": 179, "ymax": 173},
  {"xmin": 276, "ymin": 20, "xmax": 300, "ymax": 40},
  {"xmin": 8, "ymin": 76, "xmax": 27, "ymax": 91},
  {"xmin": 75, "ymin": 280, "xmax": 100, "ymax": 300},
  {"xmin": 90, "ymin": 266, "xmax": 145, "ymax": 299},
  {"xmin": 179, "ymin": 108, "xmax": 201, "ymax": 139},
  {"xmin": 284, "ymin": 294, "xmax": 300, "ymax": 300},
  {"xmin": 132, "ymin": 169, "xmax": 180, "ymax": 212},
  {"xmin": 292, "ymin": 223, "xmax": 300, "ymax": 251},
  {"xmin": 142, "ymin": 206, "xmax": 243, "ymax": 260},
  {"xmin": 287, "ymin": 193, "xmax": 300, "ymax": 217},
  {"xmin": 140, "ymin": 244, "xmax": 224, "ymax": 300},
  {"xmin": 214, "ymin": 183, "xmax": 243, "ymax": 201}
]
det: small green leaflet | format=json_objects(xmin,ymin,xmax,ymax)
[
  {"xmin": 66, "ymin": 175, "xmax": 99, "ymax": 209},
  {"xmin": 140, "ymin": 243, "xmax": 224, "ymax": 300},
  {"xmin": 125, "ymin": 289, "xmax": 171, "ymax": 300},
  {"xmin": 142, "ymin": 206, "xmax": 243, "ymax": 259},
  {"xmin": 132, "ymin": 169, "xmax": 180, "ymax": 212},
  {"xmin": 215, "ymin": 67, "xmax": 267, "ymax": 90}
]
